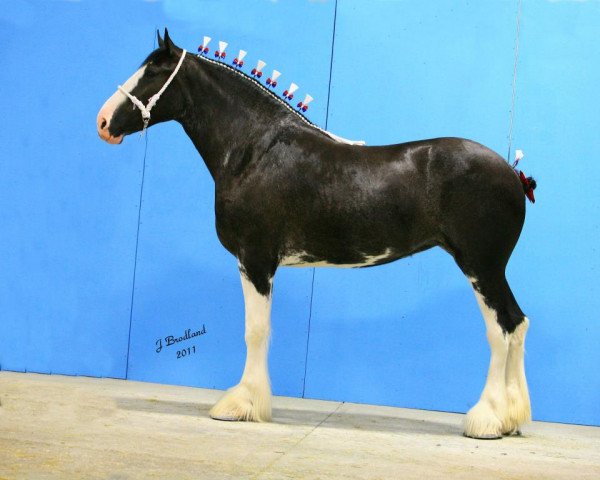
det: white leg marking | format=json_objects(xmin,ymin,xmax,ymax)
[
  {"xmin": 464, "ymin": 279, "xmax": 510, "ymax": 438},
  {"xmin": 505, "ymin": 317, "xmax": 531, "ymax": 432},
  {"xmin": 210, "ymin": 271, "xmax": 272, "ymax": 422}
]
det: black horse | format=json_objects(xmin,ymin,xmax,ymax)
[{"xmin": 97, "ymin": 30, "xmax": 535, "ymax": 439}]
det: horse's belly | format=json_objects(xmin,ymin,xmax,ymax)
[{"xmin": 279, "ymin": 248, "xmax": 397, "ymax": 268}]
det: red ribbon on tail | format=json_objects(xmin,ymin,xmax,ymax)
[
  {"xmin": 512, "ymin": 150, "xmax": 537, "ymax": 203},
  {"xmin": 518, "ymin": 170, "xmax": 536, "ymax": 204}
]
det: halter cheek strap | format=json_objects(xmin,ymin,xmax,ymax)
[{"xmin": 118, "ymin": 49, "xmax": 187, "ymax": 133}]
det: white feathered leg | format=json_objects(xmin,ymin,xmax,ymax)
[
  {"xmin": 464, "ymin": 283, "xmax": 510, "ymax": 439},
  {"xmin": 210, "ymin": 271, "xmax": 272, "ymax": 422},
  {"xmin": 504, "ymin": 317, "xmax": 531, "ymax": 434}
]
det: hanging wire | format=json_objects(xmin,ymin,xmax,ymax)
[{"xmin": 507, "ymin": 0, "xmax": 523, "ymax": 162}]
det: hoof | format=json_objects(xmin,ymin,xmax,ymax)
[
  {"xmin": 463, "ymin": 401, "xmax": 504, "ymax": 440},
  {"xmin": 210, "ymin": 414, "xmax": 243, "ymax": 422},
  {"xmin": 209, "ymin": 382, "xmax": 272, "ymax": 423},
  {"xmin": 464, "ymin": 432, "xmax": 502, "ymax": 440},
  {"xmin": 505, "ymin": 385, "xmax": 531, "ymax": 435}
]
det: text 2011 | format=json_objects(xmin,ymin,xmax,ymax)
[{"xmin": 176, "ymin": 345, "xmax": 196, "ymax": 359}]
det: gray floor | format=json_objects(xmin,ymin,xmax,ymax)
[{"xmin": 0, "ymin": 372, "xmax": 598, "ymax": 479}]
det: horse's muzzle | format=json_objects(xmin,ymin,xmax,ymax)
[{"xmin": 96, "ymin": 110, "xmax": 124, "ymax": 144}]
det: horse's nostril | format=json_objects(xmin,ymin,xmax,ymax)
[{"xmin": 100, "ymin": 118, "xmax": 107, "ymax": 130}]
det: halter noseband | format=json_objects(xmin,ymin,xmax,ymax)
[{"xmin": 118, "ymin": 49, "xmax": 187, "ymax": 133}]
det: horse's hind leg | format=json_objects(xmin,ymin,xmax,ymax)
[
  {"xmin": 505, "ymin": 313, "xmax": 531, "ymax": 435},
  {"xmin": 464, "ymin": 273, "xmax": 531, "ymax": 438},
  {"xmin": 438, "ymin": 162, "xmax": 531, "ymax": 438}
]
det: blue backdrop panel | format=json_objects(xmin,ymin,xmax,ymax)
[
  {"xmin": 304, "ymin": 0, "xmax": 525, "ymax": 414},
  {"xmin": 0, "ymin": 1, "xmax": 160, "ymax": 377},
  {"xmin": 509, "ymin": 0, "xmax": 600, "ymax": 426},
  {"xmin": 1, "ymin": 0, "xmax": 598, "ymax": 427},
  {"xmin": 125, "ymin": 1, "xmax": 335, "ymax": 397}
]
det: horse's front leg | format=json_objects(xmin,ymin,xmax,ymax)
[{"xmin": 209, "ymin": 264, "xmax": 273, "ymax": 422}]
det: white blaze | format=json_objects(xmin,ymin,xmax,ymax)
[{"xmin": 99, "ymin": 64, "xmax": 147, "ymax": 123}]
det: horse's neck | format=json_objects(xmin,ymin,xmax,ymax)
[{"xmin": 178, "ymin": 58, "xmax": 289, "ymax": 181}]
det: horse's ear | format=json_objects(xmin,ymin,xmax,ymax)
[
  {"xmin": 157, "ymin": 29, "xmax": 164, "ymax": 48},
  {"xmin": 163, "ymin": 28, "xmax": 175, "ymax": 55}
]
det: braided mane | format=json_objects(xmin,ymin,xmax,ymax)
[{"xmin": 193, "ymin": 53, "xmax": 365, "ymax": 146}]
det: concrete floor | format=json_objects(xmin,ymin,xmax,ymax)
[{"xmin": 0, "ymin": 372, "xmax": 598, "ymax": 480}]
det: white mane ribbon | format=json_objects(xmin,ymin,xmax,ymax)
[
  {"xmin": 324, "ymin": 131, "xmax": 366, "ymax": 145},
  {"xmin": 118, "ymin": 49, "xmax": 187, "ymax": 132}
]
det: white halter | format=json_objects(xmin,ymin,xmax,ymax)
[{"xmin": 118, "ymin": 49, "xmax": 187, "ymax": 133}]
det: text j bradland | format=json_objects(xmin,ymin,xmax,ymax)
[{"xmin": 155, "ymin": 325, "xmax": 206, "ymax": 354}]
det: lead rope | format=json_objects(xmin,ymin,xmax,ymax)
[{"xmin": 118, "ymin": 49, "xmax": 187, "ymax": 135}]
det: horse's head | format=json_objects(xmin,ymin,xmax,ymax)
[{"xmin": 97, "ymin": 29, "xmax": 187, "ymax": 144}]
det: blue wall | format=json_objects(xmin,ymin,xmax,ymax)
[{"xmin": 0, "ymin": 0, "xmax": 598, "ymax": 426}]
